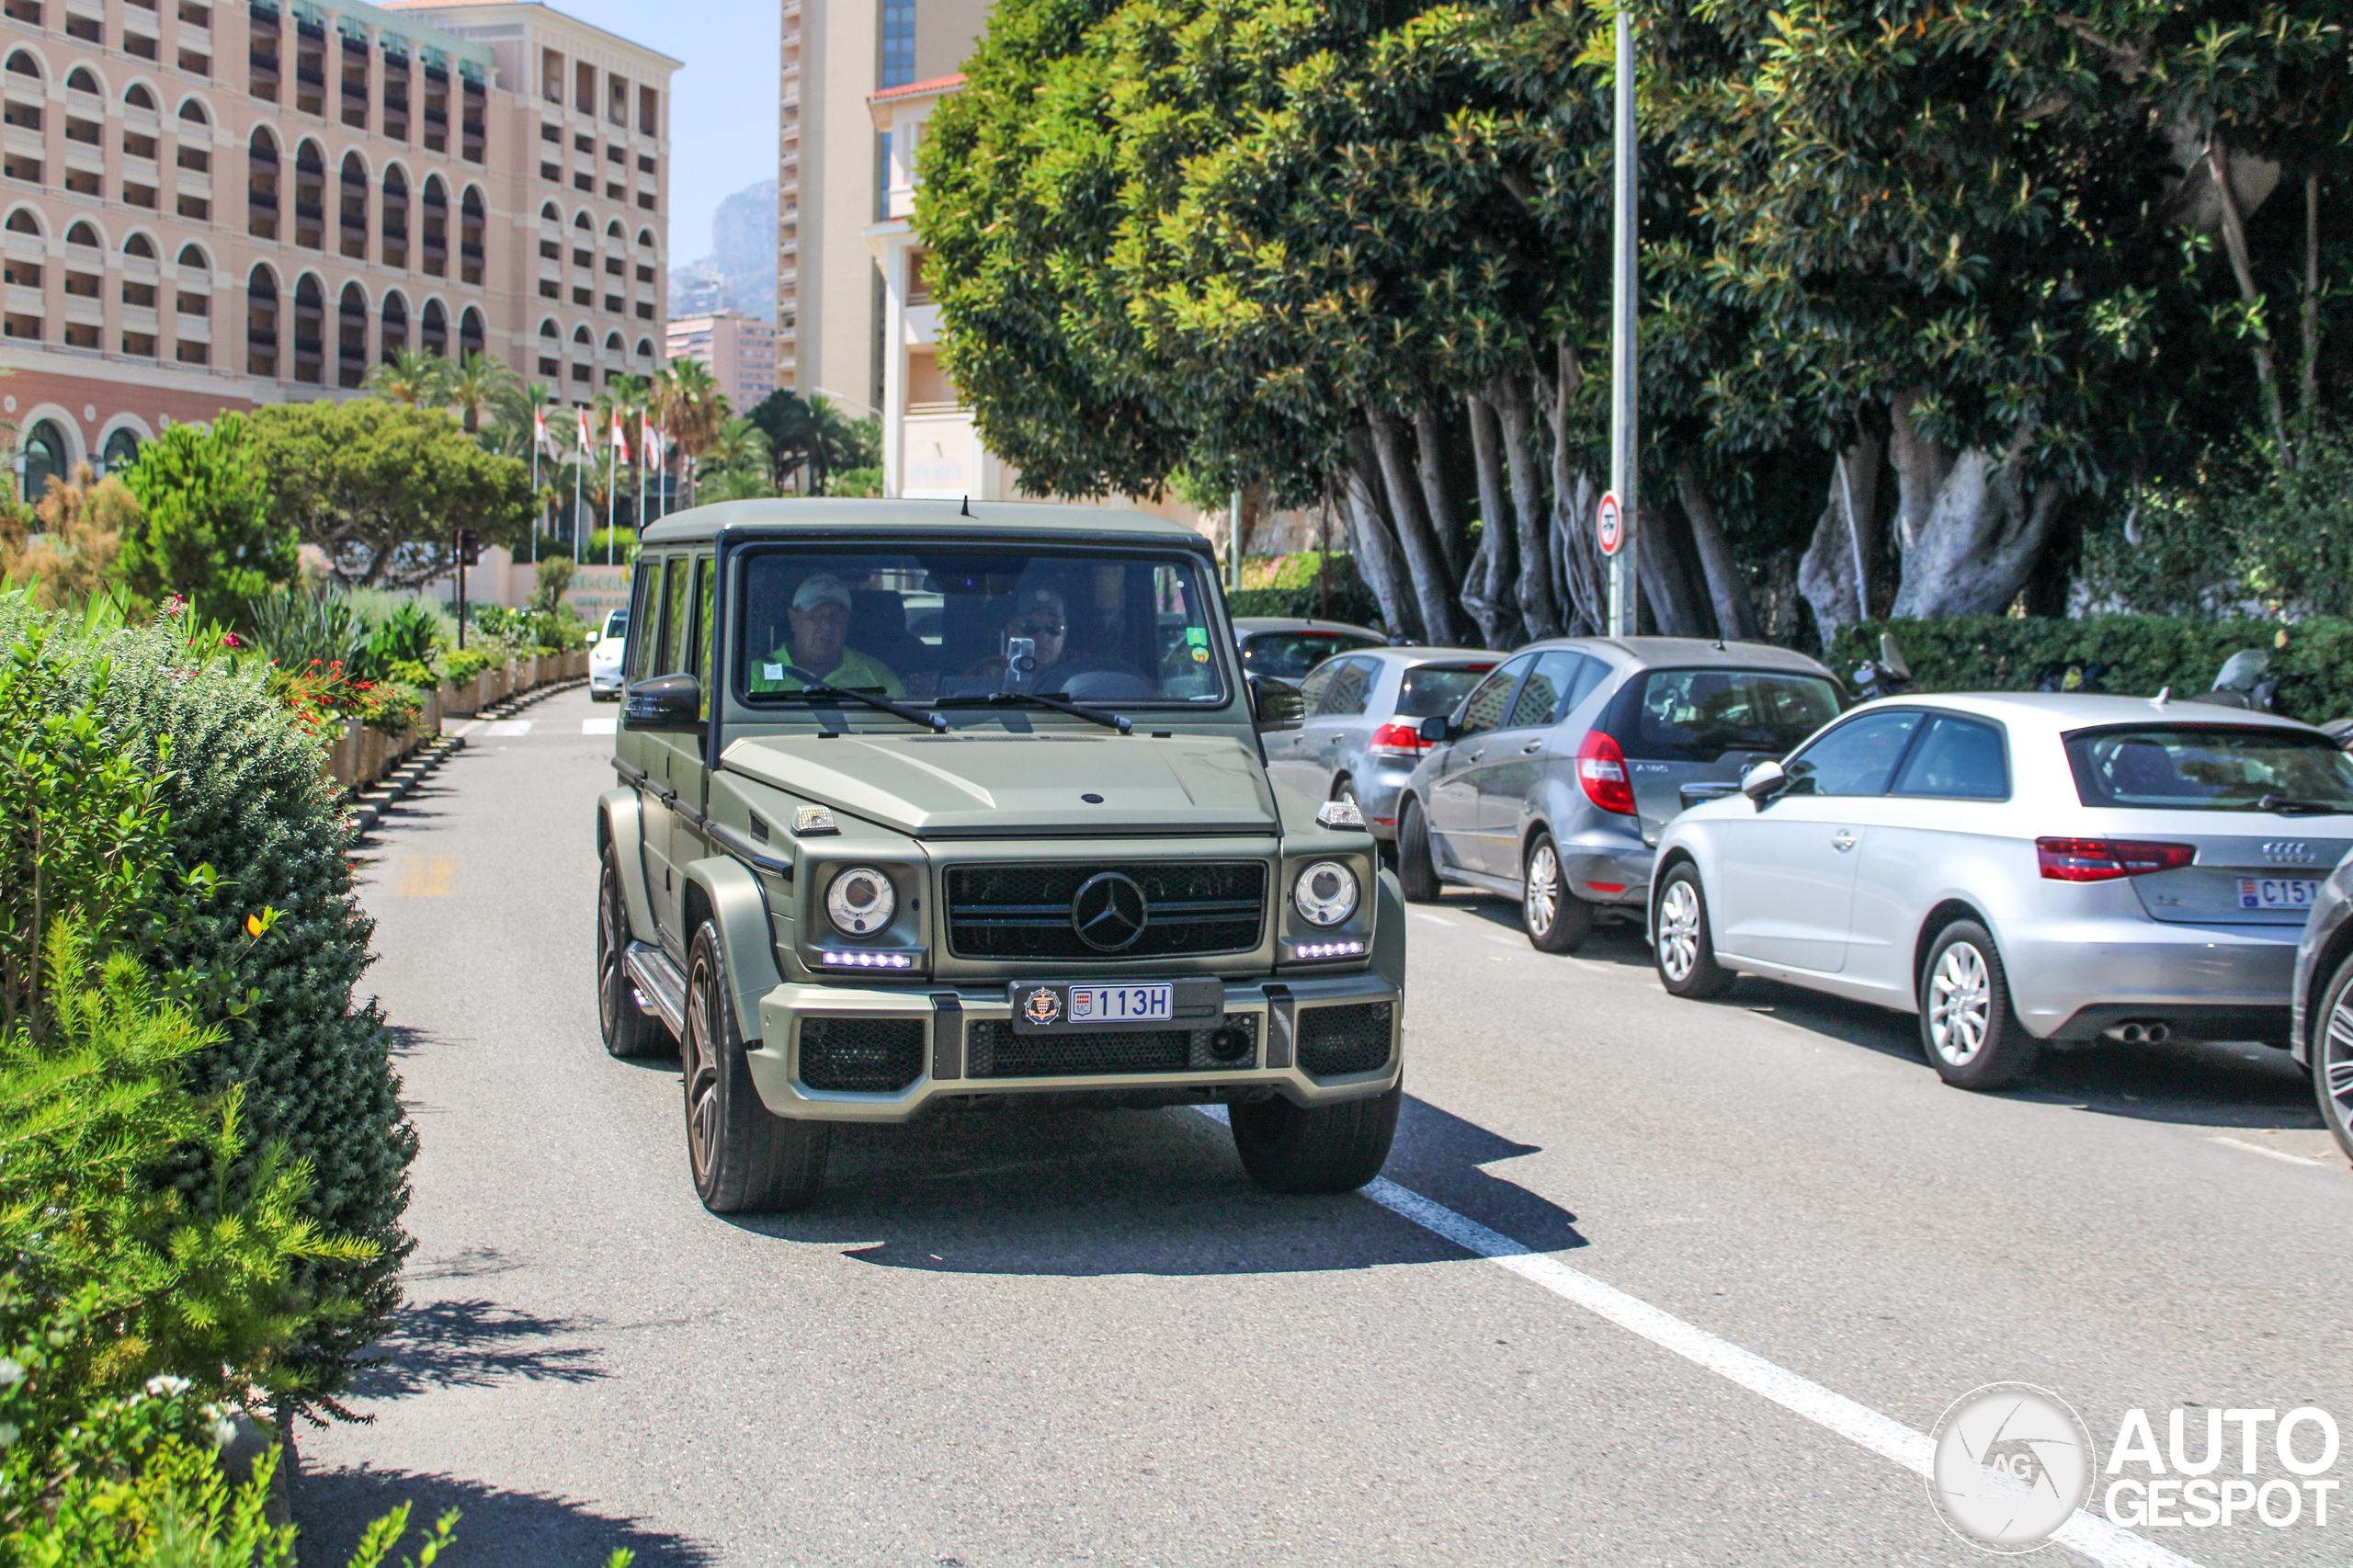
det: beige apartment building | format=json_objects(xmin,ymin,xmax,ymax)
[
  {"xmin": 0, "ymin": 0, "xmax": 673, "ymax": 501},
  {"xmin": 665, "ymin": 307, "xmax": 773, "ymax": 409}
]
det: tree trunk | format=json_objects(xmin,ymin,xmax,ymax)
[
  {"xmin": 1340, "ymin": 433, "xmax": 1419, "ymax": 642},
  {"xmin": 1552, "ymin": 468, "xmax": 1603, "ymax": 635},
  {"xmin": 1461, "ymin": 393, "xmax": 1522, "ymax": 648},
  {"xmin": 1884, "ymin": 395, "xmax": 2064, "ymax": 619},
  {"xmin": 2206, "ymin": 133, "xmax": 2292, "ymax": 463},
  {"xmin": 1487, "ymin": 374, "xmax": 1562, "ymax": 640},
  {"xmin": 1795, "ymin": 435, "xmax": 1883, "ymax": 646},
  {"xmin": 1368, "ymin": 408, "xmax": 1462, "ymax": 645},
  {"xmin": 1635, "ymin": 502, "xmax": 1710, "ymax": 638},
  {"xmin": 1414, "ymin": 403, "xmax": 1472, "ymax": 585},
  {"xmin": 1672, "ymin": 458, "xmax": 1757, "ymax": 642}
]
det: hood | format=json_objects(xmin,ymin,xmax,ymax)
[{"xmin": 721, "ymin": 731, "xmax": 1279, "ymax": 838}]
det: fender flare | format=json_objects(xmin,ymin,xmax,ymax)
[
  {"xmin": 597, "ymin": 788, "xmax": 657, "ymax": 943},
  {"xmin": 1371, "ymin": 864, "xmax": 1406, "ymax": 996},
  {"xmin": 683, "ymin": 856, "xmax": 786, "ymax": 1042}
]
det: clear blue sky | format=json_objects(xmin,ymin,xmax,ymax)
[{"xmin": 550, "ymin": 0, "xmax": 779, "ymax": 265}]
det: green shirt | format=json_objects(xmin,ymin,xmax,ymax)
[{"xmin": 749, "ymin": 644, "xmax": 905, "ymax": 699}]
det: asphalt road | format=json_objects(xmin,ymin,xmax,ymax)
[{"xmin": 296, "ymin": 684, "xmax": 2353, "ymax": 1568}]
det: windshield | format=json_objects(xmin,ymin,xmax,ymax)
[
  {"xmin": 1608, "ymin": 668, "xmax": 1843, "ymax": 763},
  {"xmin": 2064, "ymin": 725, "xmax": 2353, "ymax": 811},
  {"xmin": 733, "ymin": 546, "xmax": 1228, "ymax": 709},
  {"xmin": 1395, "ymin": 662, "xmax": 1495, "ymax": 718},
  {"xmin": 602, "ymin": 610, "xmax": 628, "ymax": 642},
  {"xmin": 1241, "ymin": 631, "xmax": 1383, "ymax": 679}
]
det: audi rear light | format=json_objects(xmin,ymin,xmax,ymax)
[
  {"xmin": 1577, "ymin": 730, "xmax": 1637, "ymax": 815},
  {"xmin": 2035, "ymin": 837, "xmax": 2196, "ymax": 881},
  {"xmin": 1369, "ymin": 721, "xmax": 1430, "ymax": 757}
]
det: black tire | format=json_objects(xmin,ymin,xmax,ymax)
[
  {"xmin": 1521, "ymin": 831, "xmax": 1595, "ymax": 954},
  {"xmin": 1651, "ymin": 861, "xmax": 1734, "ymax": 999},
  {"xmin": 1230, "ymin": 1084, "xmax": 1401, "ymax": 1194},
  {"xmin": 1397, "ymin": 797, "xmax": 1442, "ymax": 903},
  {"xmin": 597, "ymin": 842, "xmax": 669, "ymax": 1059},
  {"xmin": 2313, "ymin": 952, "xmax": 2353, "ymax": 1163},
  {"xmin": 682, "ymin": 922, "xmax": 830, "ymax": 1212},
  {"xmin": 1917, "ymin": 919, "xmax": 2039, "ymax": 1091}
]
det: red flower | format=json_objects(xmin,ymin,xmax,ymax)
[{"xmin": 222, "ymin": 631, "xmax": 242, "ymax": 649}]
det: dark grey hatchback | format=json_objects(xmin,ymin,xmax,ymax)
[{"xmin": 1394, "ymin": 637, "xmax": 1842, "ymax": 952}]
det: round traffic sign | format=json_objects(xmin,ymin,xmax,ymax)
[{"xmin": 1597, "ymin": 491, "xmax": 1623, "ymax": 557}]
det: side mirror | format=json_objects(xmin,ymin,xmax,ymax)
[
  {"xmin": 1249, "ymin": 674, "xmax": 1304, "ymax": 733},
  {"xmin": 1419, "ymin": 714, "xmax": 1454, "ymax": 744},
  {"xmin": 1740, "ymin": 758, "xmax": 1789, "ymax": 806},
  {"xmin": 623, "ymin": 673, "xmax": 702, "ymax": 733}
]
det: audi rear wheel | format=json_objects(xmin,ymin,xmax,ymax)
[
  {"xmin": 1918, "ymin": 920, "xmax": 2037, "ymax": 1091},
  {"xmin": 2314, "ymin": 953, "xmax": 2353, "ymax": 1164}
]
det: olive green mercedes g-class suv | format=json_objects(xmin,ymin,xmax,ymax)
[{"xmin": 596, "ymin": 499, "xmax": 1405, "ymax": 1212}]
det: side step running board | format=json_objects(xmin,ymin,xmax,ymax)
[{"xmin": 624, "ymin": 940, "xmax": 688, "ymax": 1040}]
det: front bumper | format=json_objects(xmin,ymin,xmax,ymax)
[
  {"xmin": 2004, "ymin": 915, "xmax": 2300, "ymax": 1042},
  {"xmin": 746, "ymin": 971, "xmax": 1402, "ymax": 1123},
  {"xmin": 589, "ymin": 666, "xmax": 624, "ymax": 693}
]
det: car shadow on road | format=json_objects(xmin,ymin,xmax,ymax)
[
  {"xmin": 293, "ymin": 1466, "xmax": 716, "ymax": 1568},
  {"xmin": 1452, "ymin": 894, "xmax": 1655, "ymax": 970},
  {"xmin": 725, "ymin": 1092, "xmax": 1585, "ymax": 1276}
]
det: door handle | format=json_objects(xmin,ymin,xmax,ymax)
[
  {"xmin": 1465, "ymin": 749, "xmax": 1483, "ymax": 762},
  {"xmin": 1521, "ymin": 741, "xmax": 1545, "ymax": 755},
  {"xmin": 1831, "ymin": 829, "xmax": 1857, "ymax": 852}
]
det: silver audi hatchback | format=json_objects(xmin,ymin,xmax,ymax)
[
  {"xmin": 1263, "ymin": 646, "xmax": 1502, "ymax": 848},
  {"xmin": 1393, "ymin": 638, "xmax": 1844, "ymax": 952}
]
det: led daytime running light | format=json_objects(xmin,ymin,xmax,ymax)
[
  {"xmin": 818, "ymin": 950, "xmax": 916, "ymax": 970},
  {"xmin": 1290, "ymin": 938, "xmax": 1366, "ymax": 960}
]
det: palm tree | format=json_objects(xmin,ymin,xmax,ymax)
[
  {"xmin": 443, "ymin": 350, "xmax": 518, "ymax": 435},
  {"xmin": 654, "ymin": 359, "xmax": 729, "ymax": 508},
  {"xmin": 705, "ymin": 416, "xmax": 770, "ymax": 478},
  {"xmin": 364, "ymin": 347, "xmax": 449, "ymax": 407},
  {"xmin": 482, "ymin": 378, "xmax": 561, "ymax": 462}
]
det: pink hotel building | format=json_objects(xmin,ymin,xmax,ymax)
[{"xmin": 0, "ymin": 0, "xmax": 675, "ymax": 500}]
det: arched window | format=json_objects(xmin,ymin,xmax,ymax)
[
  {"xmin": 22, "ymin": 419, "xmax": 68, "ymax": 504},
  {"xmin": 338, "ymin": 151, "xmax": 368, "ymax": 261},
  {"xmin": 381, "ymin": 290, "xmax": 407, "ymax": 360},
  {"xmin": 570, "ymin": 323, "xmax": 592, "ymax": 384},
  {"xmin": 635, "ymin": 337, "xmax": 654, "ymax": 360},
  {"xmin": 247, "ymin": 129, "xmax": 279, "ymax": 240},
  {"xmin": 540, "ymin": 200, "xmax": 560, "ymax": 222},
  {"xmin": 337, "ymin": 280, "xmax": 368, "ymax": 388},
  {"xmin": 636, "ymin": 227, "xmax": 656, "ymax": 250},
  {"xmin": 176, "ymin": 242, "xmax": 210, "ymax": 271},
  {"xmin": 604, "ymin": 218, "xmax": 622, "ymax": 239},
  {"xmin": 459, "ymin": 305, "xmax": 484, "ymax": 358},
  {"xmin": 421, "ymin": 175, "xmax": 449, "ymax": 278},
  {"xmin": 420, "ymin": 297, "xmax": 446, "ymax": 356},
  {"xmin": 603, "ymin": 330, "xmax": 621, "ymax": 354},
  {"xmin": 292, "ymin": 273, "xmax": 324, "ymax": 384},
  {"xmin": 458, "ymin": 187, "xmax": 483, "ymax": 285},
  {"xmin": 6, "ymin": 52, "xmax": 41, "ymax": 81},
  {"xmin": 123, "ymin": 233, "xmax": 155, "ymax": 258},
  {"xmin": 125, "ymin": 84, "xmax": 155, "ymax": 109},
  {"xmin": 101, "ymin": 427, "xmax": 142, "ymax": 472},
  {"xmin": 247, "ymin": 265, "xmax": 278, "ymax": 378},
  {"xmin": 571, "ymin": 324, "xmax": 591, "ymax": 344},
  {"xmin": 66, "ymin": 67, "xmax": 97, "ymax": 94},
  {"xmin": 540, "ymin": 318, "xmax": 559, "ymax": 339},
  {"xmin": 381, "ymin": 165, "xmax": 409, "ymax": 268},
  {"xmin": 176, "ymin": 97, "xmax": 208, "ymax": 125},
  {"xmin": 8, "ymin": 210, "xmax": 42, "ymax": 237},
  {"xmin": 572, "ymin": 210, "xmax": 590, "ymax": 231},
  {"xmin": 293, "ymin": 140, "xmax": 325, "ymax": 250}
]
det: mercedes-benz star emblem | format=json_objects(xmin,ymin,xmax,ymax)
[{"xmin": 1071, "ymin": 871, "xmax": 1151, "ymax": 953}]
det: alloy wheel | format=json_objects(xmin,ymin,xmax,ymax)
[
  {"xmin": 597, "ymin": 865, "xmax": 624, "ymax": 1036},
  {"xmin": 1927, "ymin": 942, "xmax": 1991, "ymax": 1065},
  {"xmin": 1525, "ymin": 842, "xmax": 1561, "ymax": 936},
  {"xmin": 2325, "ymin": 993, "xmax": 2353, "ymax": 1138},
  {"xmin": 1657, "ymin": 880, "xmax": 1701, "ymax": 983},
  {"xmin": 683, "ymin": 953, "xmax": 721, "ymax": 1185}
]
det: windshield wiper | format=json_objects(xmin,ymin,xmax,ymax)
[
  {"xmin": 787, "ymin": 683, "xmax": 949, "ymax": 733},
  {"xmin": 2256, "ymin": 794, "xmax": 2353, "ymax": 814},
  {"xmin": 934, "ymin": 691, "xmax": 1132, "ymax": 734}
]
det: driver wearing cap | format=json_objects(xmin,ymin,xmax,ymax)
[{"xmin": 750, "ymin": 574, "xmax": 905, "ymax": 697}]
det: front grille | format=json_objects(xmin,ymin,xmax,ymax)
[
  {"xmin": 964, "ymin": 1014, "xmax": 1258, "ymax": 1078},
  {"xmin": 799, "ymin": 1017, "xmax": 926, "ymax": 1092},
  {"xmin": 1297, "ymin": 1002, "xmax": 1392, "ymax": 1076},
  {"xmin": 944, "ymin": 861, "xmax": 1266, "ymax": 961}
]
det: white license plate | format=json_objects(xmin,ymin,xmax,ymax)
[
  {"xmin": 2238, "ymin": 878, "xmax": 2321, "ymax": 912},
  {"xmin": 1067, "ymin": 983, "xmax": 1172, "ymax": 1024}
]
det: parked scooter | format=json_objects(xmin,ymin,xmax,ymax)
[
  {"xmin": 2178, "ymin": 648, "xmax": 2282, "ymax": 713},
  {"xmin": 2035, "ymin": 660, "xmax": 2110, "ymax": 694},
  {"xmin": 1851, "ymin": 633, "xmax": 1912, "ymax": 701}
]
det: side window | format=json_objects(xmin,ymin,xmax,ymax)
[
  {"xmin": 690, "ymin": 554, "xmax": 715, "ymax": 718},
  {"xmin": 1784, "ymin": 710, "xmax": 1924, "ymax": 797},
  {"xmin": 622, "ymin": 559, "xmax": 660, "ymax": 684},
  {"xmin": 1457, "ymin": 653, "xmax": 1533, "ymax": 740},
  {"xmin": 1318, "ymin": 657, "xmax": 1376, "ymax": 718},
  {"xmin": 1509, "ymin": 651, "xmax": 1585, "ymax": 730},
  {"xmin": 1563, "ymin": 655, "xmax": 1608, "ymax": 714},
  {"xmin": 655, "ymin": 555, "xmax": 690, "ymax": 676},
  {"xmin": 1892, "ymin": 714, "xmax": 2009, "ymax": 800},
  {"xmin": 1295, "ymin": 660, "xmax": 1343, "ymax": 715}
]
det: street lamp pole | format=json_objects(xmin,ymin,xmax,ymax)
[{"xmin": 1608, "ymin": 2, "xmax": 1641, "ymax": 638}]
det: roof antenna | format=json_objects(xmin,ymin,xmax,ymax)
[{"xmin": 960, "ymin": 494, "xmax": 971, "ymax": 517}]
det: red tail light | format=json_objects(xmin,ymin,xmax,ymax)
[
  {"xmin": 2035, "ymin": 837, "xmax": 2196, "ymax": 881},
  {"xmin": 1369, "ymin": 721, "xmax": 1430, "ymax": 757},
  {"xmin": 1577, "ymin": 730, "xmax": 1637, "ymax": 815}
]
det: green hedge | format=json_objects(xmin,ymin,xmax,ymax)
[{"xmin": 1830, "ymin": 616, "xmax": 2353, "ymax": 726}]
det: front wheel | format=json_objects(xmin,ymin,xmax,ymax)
[
  {"xmin": 1918, "ymin": 920, "xmax": 2038, "ymax": 1091},
  {"xmin": 1396, "ymin": 798, "xmax": 1442, "ymax": 903},
  {"xmin": 1652, "ymin": 863, "xmax": 1734, "ymax": 999},
  {"xmin": 682, "ymin": 923, "xmax": 830, "ymax": 1212},
  {"xmin": 1230, "ymin": 1085, "xmax": 1401, "ymax": 1194},
  {"xmin": 2313, "ymin": 952, "xmax": 2353, "ymax": 1163},
  {"xmin": 598, "ymin": 843, "xmax": 669, "ymax": 1060},
  {"xmin": 1521, "ymin": 832, "xmax": 1594, "ymax": 954}
]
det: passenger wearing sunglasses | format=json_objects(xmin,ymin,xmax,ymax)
[{"xmin": 965, "ymin": 585, "xmax": 1073, "ymax": 686}]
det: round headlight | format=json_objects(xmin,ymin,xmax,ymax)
[
  {"xmin": 824, "ymin": 866, "xmax": 896, "ymax": 936},
  {"xmin": 1292, "ymin": 860, "xmax": 1359, "ymax": 926}
]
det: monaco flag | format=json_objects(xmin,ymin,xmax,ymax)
[
  {"xmin": 574, "ymin": 408, "xmax": 591, "ymax": 453},
  {"xmin": 532, "ymin": 405, "xmax": 549, "ymax": 453},
  {"xmin": 610, "ymin": 409, "xmax": 631, "ymax": 463}
]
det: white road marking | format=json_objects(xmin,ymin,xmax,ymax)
[
  {"xmin": 1195, "ymin": 1108, "xmax": 2197, "ymax": 1568},
  {"xmin": 581, "ymin": 718, "xmax": 618, "ymax": 735},
  {"xmin": 1483, "ymin": 930, "xmax": 1521, "ymax": 948},
  {"xmin": 446, "ymin": 720, "xmax": 481, "ymax": 738},
  {"xmin": 2207, "ymin": 1134, "xmax": 2325, "ymax": 1166},
  {"xmin": 481, "ymin": 720, "xmax": 533, "ymax": 737},
  {"xmin": 1409, "ymin": 911, "xmax": 1457, "ymax": 928}
]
